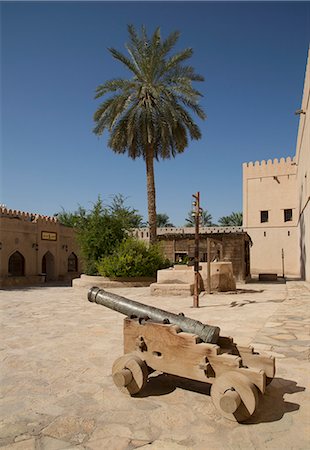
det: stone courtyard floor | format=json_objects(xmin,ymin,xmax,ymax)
[{"xmin": 0, "ymin": 281, "xmax": 309, "ymax": 449}]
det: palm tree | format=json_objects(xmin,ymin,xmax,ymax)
[
  {"xmin": 185, "ymin": 209, "xmax": 214, "ymax": 227},
  {"xmin": 218, "ymin": 212, "xmax": 243, "ymax": 226},
  {"xmin": 93, "ymin": 25, "xmax": 206, "ymax": 243},
  {"xmin": 156, "ymin": 213, "xmax": 174, "ymax": 228}
]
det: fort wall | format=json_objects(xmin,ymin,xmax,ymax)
[
  {"xmin": 242, "ymin": 49, "xmax": 310, "ymax": 279},
  {"xmin": 242, "ymin": 156, "xmax": 296, "ymax": 177},
  {"xmin": 0, "ymin": 208, "xmax": 81, "ymax": 287},
  {"xmin": 295, "ymin": 48, "xmax": 310, "ymax": 280}
]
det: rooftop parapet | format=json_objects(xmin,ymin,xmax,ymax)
[
  {"xmin": 133, "ymin": 226, "xmax": 244, "ymax": 238},
  {"xmin": 0, "ymin": 207, "xmax": 58, "ymax": 224},
  {"xmin": 243, "ymin": 156, "xmax": 297, "ymax": 177}
]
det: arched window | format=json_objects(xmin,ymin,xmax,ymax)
[
  {"xmin": 68, "ymin": 252, "xmax": 78, "ymax": 272},
  {"xmin": 8, "ymin": 251, "xmax": 25, "ymax": 276}
]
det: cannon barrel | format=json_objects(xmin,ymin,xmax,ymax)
[{"xmin": 88, "ymin": 287, "xmax": 220, "ymax": 344}]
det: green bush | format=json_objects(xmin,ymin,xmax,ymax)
[
  {"xmin": 55, "ymin": 195, "xmax": 145, "ymax": 275},
  {"xmin": 97, "ymin": 238, "xmax": 171, "ymax": 278},
  {"xmin": 75, "ymin": 199, "xmax": 125, "ymax": 275}
]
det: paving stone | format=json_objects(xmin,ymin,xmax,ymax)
[
  {"xmin": 0, "ymin": 438, "xmax": 36, "ymax": 450},
  {"xmin": 88, "ymin": 423, "xmax": 132, "ymax": 441},
  {"xmin": 38, "ymin": 436, "xmax": 74, "ymax": 449},
  {"xmin": 14, "ymin": 433, "xmax": 32, "ymax": 442},
  {"xmin": 273, "ymin": 333, "xmax": 297, "ymax": 340},
  {"xmin": 41, "ymin": 417, "xmax": 95, "ymax": 442},
  {"xmin": 0, "ymin": 281, "xmax": 309, "ymax": 449},
  {"xmin": 139, "ymin": 440, "xmax": 192, "ymax": 450},
  {"xmin": 0, "ymin": 422, "xmax": 29, "ymax": 441},
  {"xmin": 130, "ymin": 439, "xmax": 153, "ymax": 448},
  {"xmin": 264, "ymin": 322, "xmax": 282, "ymax": 328},
  {"xmin": 86, "ymin": 436, "xmax": 131, "ymax": 450}
]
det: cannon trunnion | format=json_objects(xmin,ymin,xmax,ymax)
[{"xmin": 88, "ymin": 287, "xmax": 275, "ymax": 423}]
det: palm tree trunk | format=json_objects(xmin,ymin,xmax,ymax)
[{"xmin": 145, "ymin": 145, "xmax": 157, "ymax": 244}]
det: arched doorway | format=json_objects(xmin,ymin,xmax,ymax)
[
  {"xmin": 68, "ymin": 252, "xmax": 78, "ymax": 272},
  {"xmin": 8, "ymin": 251, "xmax": 25, "ymax": 276},
  {"xmin": 42, "ymin": 251, "xmax": 55, "ymax": 281}
]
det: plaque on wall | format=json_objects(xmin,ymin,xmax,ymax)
[{"xmin": 41, "ymin": 231, "xmax": 57, "ymax": 241}]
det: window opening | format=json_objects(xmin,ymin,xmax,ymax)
[
  {"xmin": 68, "ymin": 252, "xmax": 78, "ymax": 272},
  {"xmin": 284, "ymin": 209, "xmax": 292, "ymax": 222},
  {"xmin": 260, "ymin": 211, "xmax": 269, "ymax": 223}
]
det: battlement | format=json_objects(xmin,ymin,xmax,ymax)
[
  {"xmin": 243, "ymin": 156, "xmax": 297, "ymax": 178},
  {"xmin": 0, "ymin": 207, "xmax": 58, "ymax": 224},
  {"xmin": 132, "ymin": 226, "xmax": 245, "ymax": 240}
]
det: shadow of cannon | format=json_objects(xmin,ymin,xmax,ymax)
[{"xmin": 136, "ymin": 374, "xmax": 304, "ymax": 424}]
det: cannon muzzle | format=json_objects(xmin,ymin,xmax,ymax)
[{"xmin": 88, "ymin": 287, "xmax": 220, "ymax": 344}]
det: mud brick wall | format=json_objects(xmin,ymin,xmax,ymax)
[{"xmin": 158, "ymin": 233, "xmax": 248, "ymax": 281}]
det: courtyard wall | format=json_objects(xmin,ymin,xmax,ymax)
[{"xmin": 0, "ymin": 208, "xmax": 81, "ymax": 287}]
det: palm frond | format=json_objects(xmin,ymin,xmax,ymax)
[
  {"xmin": 94, "ymin": 79, "xmax": 135, "ymax": 98},
  {"xmin": 163, "ymin": 48, "xmax": 193, "ymax": 71},
  {"xmin": 160, "ymin": 30, "xmax": 180, "ymax": 58},
  {"xmin": 108, "ymin": 47, "xmax": 142, "ymax": 79},
  {"xmin": 94, "ymin": 26, "xmax": 206, "ymax": 161}
]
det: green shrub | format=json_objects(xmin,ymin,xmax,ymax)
[
  {"xmin": 76, "ymin": 200, "xmax": 125, "ymax": 275},
  {"xmin": 55, "ymin": 195, "xmax": 144, "ymax": 275},
  {"xmin": 97, "ymin": 238, "xmax": 171, "ymax": 278}
]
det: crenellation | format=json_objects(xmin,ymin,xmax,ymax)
[
  {"xmin": 132, "ymin": 226, "xmax": 244, "ymax": 237},
  {"xmin": 243, "ymin": 155, "xmax": 297, "ymax": 178},
  {"xmin": 0, "ymin": 207, "xmax": 59, "ymax": 223}
]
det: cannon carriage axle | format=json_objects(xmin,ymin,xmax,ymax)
[{"xmin": 88, "ymin": 287, "xmax": 275, "ymax": 422}]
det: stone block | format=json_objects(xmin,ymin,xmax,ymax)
[
  {"xmin": 200, "ymin": 262, "xmax": 236, "ymax": 291},
  {"xmin": 150, "ymin": 283, "xmax": 194, "ymax": 296},
  {"xmin": 154, "ymin": 262, "xmax": 236, "ymax": 294},
  {"xmin": 157, "ymin": 268, "xmax": 194, "ymax": 285}
]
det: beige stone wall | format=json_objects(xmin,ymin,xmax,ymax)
[
  {"xmin": 243, "ymin": 157, "xmax": 299, "ymax": 277},
  {"xmin": 0, "ymin": 208, "xmax": 81, "ymax": 287},
  {"xmin": 243, "ymin": 48, "xmax": 310, "ymax": 279},
  {"xmin": 295, "ymin": 48, "xmax": 310, "ymax": 281},
  {"xmin": 243, "ymin": 157, "xmax": 298, "ymax": 228},
  {"xmin": 246, "ymin": 227, "xmax": 299, "ymax": 276}
]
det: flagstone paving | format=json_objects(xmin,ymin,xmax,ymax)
[{"xmin": 0, "ymin": 281, "xmax": 309, "ymax": 449}]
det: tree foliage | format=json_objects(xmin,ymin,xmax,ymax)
[
  {"xmin": 156, "ymin": 213, "xmax": 174, "ymax": 227},
  {"xmin": 55, "ymin": 195, "xmax": 143, "ymax": 275},
  {"xmin": 184, "ymin": 209, "xmax": 214, "ymax": 227},
  {"xmin": 75, "ymin": 197, "xmax": 125, "ymax": 275},
  {"xmin": 107, "ymin": 194, "xmax": 144, "ymax": 229},
  {"xmin": 55, "ymin": 206, "xmax": 86, "ymax": 228},
  {"xmin": 218, "ymin": 212, "xmax": 243, "ymax": 227},
  {"xmin": 97, "ymin": 238, "xmax": 171, "ymax": 277},
  {"xmin": 93, "ymin": 25, "xmax": 206, "ymax": 243}
]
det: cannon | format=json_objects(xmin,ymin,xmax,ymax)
[
  {"xmin": 88, "ymin": 287, "xmax": 275, "ymax": 422},
  {"xmin": 88, "ymin": 287, "xmax": 220, "ymax": 343}
]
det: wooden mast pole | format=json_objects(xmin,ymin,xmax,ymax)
[{"xmin": 193, "ymin": 192, "xmax": 200, "ymax": 308}]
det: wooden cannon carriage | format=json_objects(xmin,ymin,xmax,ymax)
[{"xmin": 88, "ymin": 287, "xmax": 275, "ymax": 422}]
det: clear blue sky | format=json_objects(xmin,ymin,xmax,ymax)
[{"xmin": 1, "ymin": 1, "xmax": 309, "ymax": 226}]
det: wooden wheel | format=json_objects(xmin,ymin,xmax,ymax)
[
  {"xmin": 211, "ymin": 371, "xmax": 259, "ymax": 422},
  {"xmin": 112, "ymin": 353, "xmax": 148, "ymax": 395}
]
